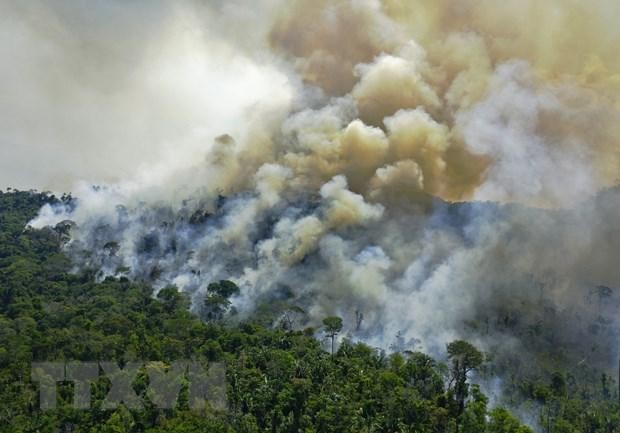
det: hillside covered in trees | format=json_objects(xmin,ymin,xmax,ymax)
[{"xmin": 0, "ymin": 190, "xmax": 619, "ymax": 432}]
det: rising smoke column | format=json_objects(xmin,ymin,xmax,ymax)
[{"xmin": 22, "ymin": 0, "xmax": 620, "ymax": 373}]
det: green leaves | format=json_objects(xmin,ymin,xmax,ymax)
[
  {"xmin": 488, "ymin": 408, "xmax": 534, "ymax": 433},
  {"xmin": 447, "ymin": 340, "xmax": 484, "ymax": 373},
  {"xmin": 202, "ymin": 281, "xmax": 240, "ymax": 322},
  {"xmin": 322, "ymin": 317, "xmax": 343, "ymax": 336},
  {"xmin": 0, "ymin": 191, "xmax": 573, "ymax": 433}
]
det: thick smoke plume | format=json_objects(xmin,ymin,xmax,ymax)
[{"xmin": 18, "ymin": 0, "xmax": 620, "ymax": 394}]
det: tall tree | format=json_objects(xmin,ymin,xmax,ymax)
[
  {"xmin": 447, "ymin": 340, "xmax": 484, "ymax": 418},
  {"xmin": 322, "ymin": 316, "xmax": 343, "ymax": 356}
]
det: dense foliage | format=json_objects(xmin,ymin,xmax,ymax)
[{"xmin": 0, "ymin": 190, "xmax": 617, "ymax": 432}]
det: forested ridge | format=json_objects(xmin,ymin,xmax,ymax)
[{"xmin": 0, "ymin": 190, "xmax": 618, "ymax": 432}]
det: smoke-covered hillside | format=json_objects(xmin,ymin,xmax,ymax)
[
  {"xmin": 2, "ymin": 1, "xmax": 620, "ymax": 427},
  {"xmin": 4, "ymin": 190, "xmax": 544, "ymax": 432},
  {"xmin": 28, "ymin": 186, "xmax": 620, "ymax": 379},
  {"xmin": 13, "ymin": 0, "xmax": 618, "ymax": 383}
]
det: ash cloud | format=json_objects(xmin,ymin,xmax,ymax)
[{"xmin": 18, "ymin": 0, "xmax": 620, "ymax": 388}]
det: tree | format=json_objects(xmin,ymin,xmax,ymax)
[
  {"xmin": 488, "ymin": 408, "xmax": 534, "ymax": 433},
  {"xmin": 278, "ymin": 305, "xmax": 306, "ymax": 331},
  {"xmin": 550, "ymin": 372, "xmax": 567, "ymax": 398},
  {"xmin": 462, "ymin": 385, "xmax": 488, "ymax": 433},
  {"xmin": 102, "ymin": 405, "xmax": 134, "ymax": 433},
  {"xmin": 157, "ymin": 286, "xmax": 189, "ymax": 313},
  {"xmin": 202, "ymin": 280, "xmax": 240, "ymax": 322},
  {"xmin": 447, "ymin": 340, "xmax": 484, "ymax": 418},
  {"xmin": 322, "ymin": 316, "xmax": 343, "ymax": 355},
  {"xmin": 0, "ymin": 191, "xmax": 567, "ymax": 433}
]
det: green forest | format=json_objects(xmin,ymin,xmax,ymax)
[{"xmin": 0, "ymin": 190, "xmax": 618, "ymax": 432}]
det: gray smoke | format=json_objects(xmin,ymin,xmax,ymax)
[{"xmin": 16, "ymin": 0, "xmax": 620, "ymax": 396}]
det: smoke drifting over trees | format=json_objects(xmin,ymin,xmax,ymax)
[{"xmin": 9, "ymin": 0, "xmax": 620, "ymax": 394}]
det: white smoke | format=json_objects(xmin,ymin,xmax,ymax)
[
  {"xmin": 12, "ymin": 0, "xmax": 620, "ymax": 387},
  {"xmin": 0, "ymin": 0, "xmax": 291, "ymax": 191}
]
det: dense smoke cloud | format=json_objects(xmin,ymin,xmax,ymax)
[
  {"xmin": 18, "ymin": 0, "xmax": 620, "ymax": 393},
  {"xmin": 0, "ymin": 0, "xmax": 291, "ymax": 191}
]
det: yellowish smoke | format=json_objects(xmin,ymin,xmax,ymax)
[
  {"xmin": 24, "ymin": 0, "xmax": 620, "ymax": 360},
  {"xmin": 264, "ymin": 0, "xmax": 620, "ymax": 208}
]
